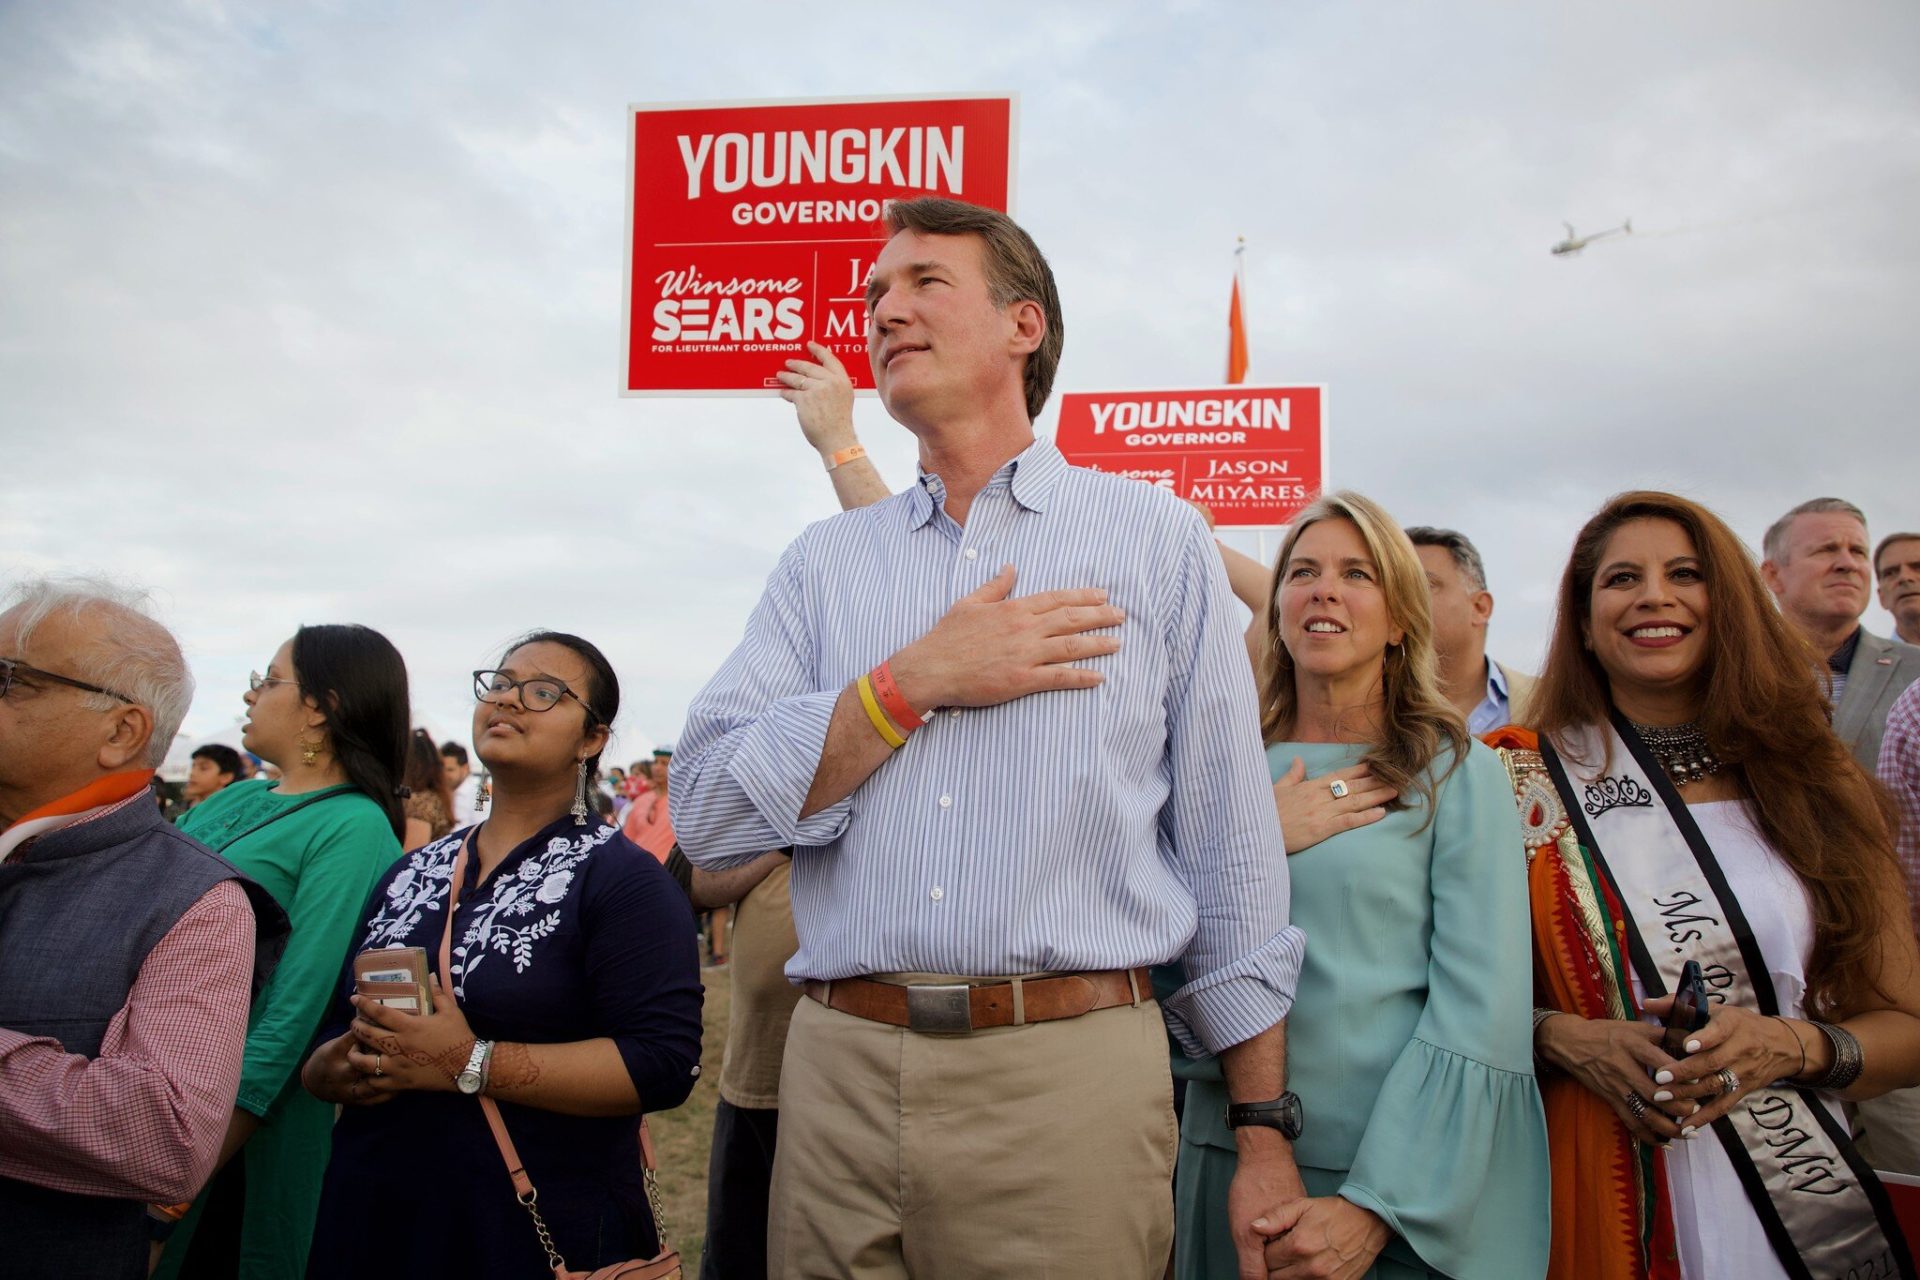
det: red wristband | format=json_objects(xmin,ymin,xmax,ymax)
[{"xmin": 871, "ymin": 662, "xmax": 930, "ymax": 730}]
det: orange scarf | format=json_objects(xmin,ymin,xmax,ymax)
[
  {"xmin": 7, "ymin": 770, "xmax": 156, "ymax": 829},
  {"xmin": 1485, "ymin": 727, "xmax": 1680, "ymax": 1280}
]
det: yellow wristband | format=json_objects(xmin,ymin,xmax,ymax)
[{"xmin": 857, "ymin": 675, "xmax": 909, "ymax": 750}]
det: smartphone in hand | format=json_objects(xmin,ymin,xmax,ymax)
[{"xmin": 1660, "ymin": 960, "xmax": 1711, "ymax": 1058}]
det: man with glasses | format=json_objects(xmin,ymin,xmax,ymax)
[{"xmin": 0, "ymin": 576, "xmax": 287, "ymax": 1274}]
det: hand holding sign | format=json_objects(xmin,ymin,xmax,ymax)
[
  {"xmin": 777, "ymin": 343, "xmax": 857, "ymax": 454},
  {"xmin": 890, "ymin": 566, "xmax": 1124, "ymax": 710}
]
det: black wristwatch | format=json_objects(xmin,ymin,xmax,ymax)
[{"xmin": 1225, "ymin": 1092, "xmax": 1304, "ymax": 1140}]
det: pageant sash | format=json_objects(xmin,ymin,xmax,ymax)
[{"xmin": 1543, "ymin": 715, "xmax": 1914, "ymax": 1280}]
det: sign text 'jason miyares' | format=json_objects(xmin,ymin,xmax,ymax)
[
  {"xmin": 1052, "ymin": 386, "xmax": 1328, "ymax": 528},
  {"xmin": 624, "ymin": 95, "xmax": 1015, "ymax": 396}
]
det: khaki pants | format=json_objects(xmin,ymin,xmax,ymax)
[{"xmin": 768, "ymin": 989, "xmax": 1177, "ymax": 1279}]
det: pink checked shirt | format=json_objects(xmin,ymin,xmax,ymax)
[
  {"xmin": 1879, "ymin": 680, "xmax": 1920, "ymax": 944},
  {"xmin": 0, "ymin": 792, "xmax": 256, "ymax": 1203}
]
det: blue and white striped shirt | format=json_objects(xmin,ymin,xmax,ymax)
[{"xmin": 675, "ymin": 438, "xmax": 1304, "ymax": 1056}]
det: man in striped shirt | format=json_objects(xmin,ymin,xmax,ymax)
[{"xmin": 679, "ymin": 198, "xmax": 1306, "ymax": 1279}]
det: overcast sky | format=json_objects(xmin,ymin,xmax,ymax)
[{"xmin": 4, "ymin": 1, "xmax": 1916, "ymax": 760}]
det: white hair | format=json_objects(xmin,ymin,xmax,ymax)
[{"xmin": 2, "ymin": 575, "xmax": 194, "ymax": 767}]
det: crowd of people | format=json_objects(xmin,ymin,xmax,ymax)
[{"xmin": 4, "ymin": 195, "xmax": 1920, "ymax": 1280}]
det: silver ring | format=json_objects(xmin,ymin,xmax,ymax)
[
  {"xmin": 1328, "ymin": 779, "xmax": 1350, "ymax": 799},
  {"xmin": 373, "ymin": 1054, "xmax": 384, "ymax": 1078},
  {"xmin": 1717, "ymin": 1067, "xmax": 1739, "ymax": 1097},
  {"xmin": 1624, "ymin": 1091, "xmax": 1649, "ymax": 1120}
]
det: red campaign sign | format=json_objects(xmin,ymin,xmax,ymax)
[
  {"xmin": 1051, "ymin": 385, "xmax": 1328, "ymax": 529},
  {"xmin": 622, "ymin": 94, "xmax": 1017, "ymax": 396}
]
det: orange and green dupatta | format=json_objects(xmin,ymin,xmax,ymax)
[{"xmin": 1485, "ymin": 727, "xmax": 1681, "ymax": 1280}]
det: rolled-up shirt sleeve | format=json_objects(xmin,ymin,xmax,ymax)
[
  {"xmin": 1154, "ymin": 520, "xmax": 1306, "ymax": 1057},
  {"xmin": 676, "ymin": 539, "xmax": 856, "ymax": 868},
  {"xmin": 0, "ymin": 879, "xmax": 254, "ymax": 1203}
]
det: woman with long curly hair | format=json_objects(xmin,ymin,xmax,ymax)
[
  {"xmin": 1173, "ymin": 491, "xmax": 1548, "ymax": 1280},
  {"xmin": 1486, "ymin": 491, "xmax": 1920, "ymax": 1279}
]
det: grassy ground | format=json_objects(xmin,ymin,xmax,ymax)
[{"xmin": 650, "ymin": 962, "xmax": 729, "ymax": 1275}]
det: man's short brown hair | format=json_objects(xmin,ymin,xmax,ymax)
[
  {"xmin": 1876, "ymin": 531, "xmax": 1920, "ymax": 576},
  {"xmin": 882, "ymin": 197, "xmax": 1063, "ymax": 421}
]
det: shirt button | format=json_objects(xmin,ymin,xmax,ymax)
[
  {"xmin": 930, "ymin": 886, "xmax": 944, "ymax": 901},
  {"xmin": 690, "ymin": 1064, "xmax": 701, "ymax": 1077},
  {"xmin": 938, "ymin": 794, "xmax": 952, "ymax": 808},
  {"xmin": 963, "ymin": 547, "xmax": 979, "ymax": 561},
  {"xmin": 949, "ymin": 708, "xmax": 961, "ymax": 719}
]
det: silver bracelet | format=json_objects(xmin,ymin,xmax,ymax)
[
  {"xmin": 1532, "ymin": 1007, "xmax": 1562, "ymax": 1032},
  {"xmin": 1807, "ymin": 1021, "xmax": 1865, "ymax": 1091}
]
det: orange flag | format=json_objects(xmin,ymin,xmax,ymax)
[{"xmin": 1226, "ymin": 240, "xmax": 1249, "ymax": 384}]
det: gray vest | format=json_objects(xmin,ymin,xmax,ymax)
[{"xmin": 0, "ymin": 794, "xmax": 288, "ymax": 1277}]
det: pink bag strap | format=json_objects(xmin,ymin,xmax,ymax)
[{"xmin": 436, "ymin": 832, "xmax": 672, "ymax": 1277}]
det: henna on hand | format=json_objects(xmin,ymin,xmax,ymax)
[{"xmin": 483, "ymin": 1041, "xmax": 545, "ymax": 1094}]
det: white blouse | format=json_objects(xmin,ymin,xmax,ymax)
[{"xmin": 1624, "ymin": 799, "xmax": 1840, "ymax": 1280}]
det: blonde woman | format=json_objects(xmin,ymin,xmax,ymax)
[{"xmin": 1173, "ymin": 492, "xmax": 1549, "ymax": 1279}]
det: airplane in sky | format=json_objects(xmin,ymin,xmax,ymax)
[{"xmin": 1551, "ymin": 219, "xmax": 1632, "ymax": 256}]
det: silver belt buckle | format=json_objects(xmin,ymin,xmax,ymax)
[{"xmin": 906, "ymin": 983, "xmax": 973, "ymax": 1034}]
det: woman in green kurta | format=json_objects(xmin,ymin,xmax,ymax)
[
  {"xmin": 1173, "ymin": 493, "xmax": 1548, "ymax": 1280},
  {"xmin": 155, "ymin": 625, "xmax": 409, "ymax": 1280}
]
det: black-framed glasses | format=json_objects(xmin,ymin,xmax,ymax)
[
  {"xmin": 474, "ymin": 670, "xmax": 599, "ymax": 723},
  {"xmin": 0, "ymin": 657, "xmax": 134, "ymax": 704}
]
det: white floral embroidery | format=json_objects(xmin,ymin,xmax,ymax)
[
  {"xmin": 450, "ymin": 823, "xmax": 615, "ymax": 994},
  {"xmin": 361, "ymin": 833, "xmax": 461, "ymax": 954},
  {"xmin": 355, "ymin": 824, "xmax": 614, "ymax": 996}
]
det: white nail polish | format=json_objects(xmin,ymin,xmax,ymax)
[
  {"xmin": 1653, "ymin": 1090, "xmax": 1674, "ymax": 1103},
  {"xmin": 1685, "ymin": 1038, "xmax": 1702, "ymax": 1054},
  {"xmin": 1654, "ymin": 1069, "xmax": 1674, "ymax": 1085},
  {"xmin": 1680, "ymin": 1126, "xmax": 1696, "ymax": 1138},
  {"xmin": 1690, "ymin": 1102, "xmax": 1701, "ymax": 1115}
]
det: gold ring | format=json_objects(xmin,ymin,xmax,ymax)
[
  {"xmin": 1329, "ymin": 779, "xmax": 1350, "ymax": 799},
  {"xmin": 374, "ymin": 1054, "xmax": 384, "ymax": 1077}
]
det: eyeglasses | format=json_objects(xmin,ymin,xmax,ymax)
[
  {"xmin": 473, "ymin": 670, "xmax": 600, "ymax": 723},
  {"xmin": 248, "ymin": 671, "xmax": 297, "ymax": 693},
  {"xmin": 0, "ymin": 657, "xmax": 134, "ymax": 704}
]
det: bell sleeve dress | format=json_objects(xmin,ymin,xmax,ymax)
[{"xmin": 1173, "ymin": 740, "xmax": 1550, "ymax": 1279}]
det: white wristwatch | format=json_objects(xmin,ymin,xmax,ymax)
[{"xmin": 456, "ymin": 1039, "xmax": 494, "ymax": 1095}]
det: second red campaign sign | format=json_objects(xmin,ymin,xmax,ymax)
[
  {"xmin": 1052, "ymin": 386, "xmax": 1328, "ymax": 529},
  {"xmin": 623, "ymin": 94, "xmax": 1016, "ymax": 395}
]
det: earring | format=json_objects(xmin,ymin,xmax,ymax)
[
  {"xmin": 299, "ymin": 737, "xmax": 321, "ymax": 767},
  {"xmin": 571, "ymin": 760, "xmax": 590, "ymax": 826}
]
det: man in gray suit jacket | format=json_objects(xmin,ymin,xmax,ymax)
[
  {"xmin": 1764, "ymin": 498, "xmax": 1920, "ymax": 1175},
  {"xmin": 1762, "ymin": 497, "xmax": 1920, "ymax": 772}
]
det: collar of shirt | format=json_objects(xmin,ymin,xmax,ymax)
[
  {"xmin": 1467, "ymin": 659, "xmax": 1513, "ymax": 736},
  {"xmin": 1828, "ymin": 626, "xmax": 1863, "ymax": 675},
  {"xmin": 907, "ymin": 436, "xmax": 1067, "ymax": 530},
  {"xmin": 0, "ymin": 769, "xmax": 156, "ymax": 863}
]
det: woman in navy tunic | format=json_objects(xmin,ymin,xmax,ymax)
[{"xmin": 302, "ymin": 632, "xmax": 702, "ymax": 1276}]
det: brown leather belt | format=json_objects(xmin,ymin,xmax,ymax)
[{"xmin": 803, "ymin": 967, "xmax": 1151, "ymax": 1034}]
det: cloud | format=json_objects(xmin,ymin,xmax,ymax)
[{"xmin": 4, "ymin": 0, "xmax": 1916, "ymax": 748}]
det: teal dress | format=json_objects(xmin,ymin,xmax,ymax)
[
  {"xmin": 1172, "ymin": 741, "xmax": 1549, "ymax": 1279},
  {"xmin": 157, "ymin": 779, "xmax": 404, "ymax": 1280}
]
